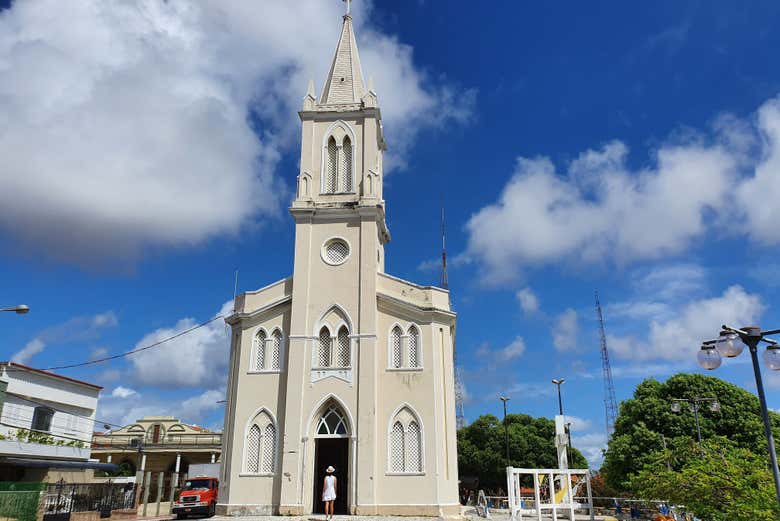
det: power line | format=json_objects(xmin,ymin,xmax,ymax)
[
  {"xmin": 42, "ymin": 314, "xmax": 225, "ymax": 371},
  {"xmin": 2, "ymin": 314, "xmax": 224, "ymax": 377}
]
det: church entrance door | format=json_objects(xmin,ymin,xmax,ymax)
[{"xmin": 313, "ymin": 438, "xmax": 349, "ymax": 515}]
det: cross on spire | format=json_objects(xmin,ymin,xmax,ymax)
[{"xmin": 343, "ymin": 0, "xmax": 351, "ymax": 16}]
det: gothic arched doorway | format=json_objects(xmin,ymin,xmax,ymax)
[{"xmin": 312, "ymin": 402, "xmax": 351, "ymax": 515}]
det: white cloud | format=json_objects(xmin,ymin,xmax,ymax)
[
  {"xmin": 516, "ymin": 288, "xmax": 540, "ymax": 314},
  {"xmin": 564, "ymin": 415, "xmax": 593, "ymax": 432},
  {"xmin": 11, "ymin": 311, "xmax": 118, "ymax": 364},
  {"xmin": 98, "ymin": 387, "xmax": 224, "ymax": 427},
  {"xmin": 497, "ymin": 337, "xmax": 526, "ymax": 362},
  {"xmin": 609, "ymin": 285, "xmax": 764, "ymax": 362},
  {"xmin": 111, "ymin": 386, "xmax": 138, "ymax": 399},
  {"xmin": 0, "ymin": 0, "xmax": 473, "ymax": 267},
  {"xmin": 571, "ymin": 432, "xmax": 607, "ymax": 468},
  {"xmin": 128, "ymin": 300, "xmax": 232, "ymax": 388},
  {"xmin": 11, "ymin": 339, "xmax": 45, "ymax": 365},
  {"xmin": 552, "ymin": 309, "xmax": 579, "ymax": 352},
  {"xmin": 91, "ymin": 347, "xmax": 109, "ymax": 359},
  {"xmin": 181, "ymin": 389, "xmax": 225, "ymax": 418},
  {"xmin": 464, "ymin": 95, "xmax": 780, "ymax": 283}
]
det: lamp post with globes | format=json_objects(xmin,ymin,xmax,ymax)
[
  {"xmin": 670, "ymin": 397, "xmax": 720, "ymax": 446},
  {"xmin": 698, "ymin": 325, "xmax": 780, "ymax": 509}
]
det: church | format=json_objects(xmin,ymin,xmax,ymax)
[{"xmin": 218, "ymin": 5, "xmax": 459, "ymax": 517}]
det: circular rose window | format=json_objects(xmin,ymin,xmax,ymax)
[{"xmin": 322, "ymin": 238, "xmax": 350, "ymax": 266}]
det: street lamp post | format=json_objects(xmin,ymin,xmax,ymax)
[
  {"xmin": 552, "ymin": 379, "xmax": 565, "ymax": 416},
  {"xmin": 670, "ymin": 397, "xmax": 720, "ymax": 445},
  {"xmin": 698, "ymin": 325, "xmax": 780, "ymax": 509},
  {"xmin": 551, "ymin": 379, "xmax": 573, "ymax": 464},
  {"xmin": 0, "ymin": 305, "xmax": 29, "ymax": 314},
  {"xmin": 499, "ymin": 396, "xmax": 510, "ymax": 463}
]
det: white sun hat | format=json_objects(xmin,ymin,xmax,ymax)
[{"xmin": 326, "ymin": 466, "xmax": 335, "ymax": 473}]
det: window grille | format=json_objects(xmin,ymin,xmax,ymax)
[
  {"xmin": 408, "ymin": 327, "xmax": 420, "ymax": 368},
  {"xmin": 341, "ymin": 137, "xmax": 353, "ymax": 192},
  {"xmin": 391, "ymin": 326, "xmax": 403, "ymax": 368},
  {"xmin": 271, "ymin": 330, "xmax": 282, "ymax": 370},
  {"xmin": 337, "ymin": 327, "xmax": 350, "ymax": 367},
  {"xmin": 261, "ymin": 424, "xmax": 276, "ymax": 473},
  {"xmin": 326, "ymin": 138, "xmax": 338, "ymax": 193},
  {"xmin": 324, "ymin": 240, "xmax": 349, "ymax": 265},
  {"xmin": 390, "ymin": 422, "xmax": 405, "ymax": 473},
  {"xmin": 407, "ymin": 421, "xmax": 422, "ymax": 472},
  {"xmin": 319, "ymin": 327, "xmax": 332, "ymax": 368},
  {"xmin": 254, "ymin": 331, "xmax": 266, "ymax": 371},
  {"xmin": 246, "ymin": 424, "xmax": 261, "ymax": 473},
  {"xmin": 31, "ymin": 407, "xmax": 54, "ymax": 433}
]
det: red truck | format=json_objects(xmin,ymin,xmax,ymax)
[{"xmin": 172, "ymin": 477, "xmax": 218, "ymax": 519}]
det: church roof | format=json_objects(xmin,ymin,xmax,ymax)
[{"xmin": 320, "ymin": 14, "xmax": 367, "ymax": 105}]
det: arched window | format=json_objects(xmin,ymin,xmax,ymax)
[
  {"xmin": 408, "ymin": 326, "xmax": 421, "ymax": 368},
  {"xmin": 336, "ymin": 326, "xmax": 350, "ymax": 367},
  {"xmin": 326, "ymin": 137, "xmax": 338, "ymax": 194},
  {"xmin": 271, "ymin": 330, "xmax": 283, "ymax": 370},
  {"xmin": 391, "ymin": 326, "xmax": 403, "ymax": 369},
  {"xmin": 387, "ymin": 406, "xmax": 424, "ymax": 474},
  {"xmin": 245, "ymin": 411, "xmax": 276, "ymax": 474},
  {"xmin": 253, "ymin": 330, "xmax": 266, "ymax": 371},
  {"xmin": 318, "ymin": 327, "xmax": 332, "ymax": 368},
  {"xmin": 341, "ymin": 137, "xmax": 353, "ymax": 192},
  {"xmin": 390, "ymin": 422, "xmax": 405, "ymax": 473}
]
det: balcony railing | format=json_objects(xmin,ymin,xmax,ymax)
[{"xmin": 91, "ymin": 433, "xmax": 222, "ymax": 450}]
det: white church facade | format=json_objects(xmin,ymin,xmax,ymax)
[{"xmin": 217, "ymin": 8, "xmax": 460, "ymax": 518}]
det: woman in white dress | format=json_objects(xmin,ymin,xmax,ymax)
[{"xmin": 322, "ymin": 466, "xmax": 337, "ymax": 520}]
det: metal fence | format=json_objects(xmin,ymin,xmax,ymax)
[
  {"xmin": 0, "ymin": 482, "xmax": 45, "ymax": 521},
  {"xmin": 43, "ymin": 482, "xmax": 136, "ymax": 521}
]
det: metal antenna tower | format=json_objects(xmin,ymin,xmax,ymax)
[
  {"xmin": 440, "ymin": 207, "xmax": 449, "ymax": 290},
  {"xmin": 596, "ymin": 292, "xmax": 618, "ymax": 436}
]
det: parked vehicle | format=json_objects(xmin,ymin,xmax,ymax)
[{"xmin": 172, "ymin": 477, "xmax": 218, "ymax": 519}]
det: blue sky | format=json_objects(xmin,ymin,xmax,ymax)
[{"xmin": 1, "ymin": 0, "xmax": 780, "ymax": 466}]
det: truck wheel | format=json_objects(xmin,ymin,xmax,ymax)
[{"xmin": 208, "ymin": 502, "xmax": 216, "ymax": 517}]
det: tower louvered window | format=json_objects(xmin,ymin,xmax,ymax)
[
  {"xmin": 390, "ymin": 422, "xmax": 405, "ymax": 473},
  {"xmin": 337, "ymin": 326, "xmax": 350, "ymax": 367},
  {"xmin": 261, "ymin": 424, "xmax": 276, "ymax": 473},
  {"xmin": 253, "ymin": 331, "xmax": 267, "ymax": 371},
  {"xmin": 408, "ymin": 326, "xmax": 420, "ymax": 368},
  {"xmin": 319, "ymin": 327, "xmax": 332, "ymax": 368},
  {"xmin": 341, "ymin": 137, "xmax": 353, "ymax": 192},
  {"xmin": 271, "ymin": 330, "xmax": 283, "ymax": 370},
  {"xmin": 245, "ymin": 412, "xmax": 277, "ymax": 474},
  {"xmin": 246, "ymin": 424, "xmax": 261, "ymax": 473},
  {"xmin": 407, "ymin": 421, "xmax": 422, "ymax": 472},
  {"xmin": 325, "ymin": 137, "xmax": 338, "ymax": 193},
  {"xmin": 391, "ymin": 326, "xmax": 403, "ymax": 369}
]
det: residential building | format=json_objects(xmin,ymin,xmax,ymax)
[
  {"xmin": 218, "ymin": 7, "xmax": 459, "ymax": 517},
  {"xmin": 0, "ymin": 361, "xmax": 110, "ymax": 481},
  {"xmin": 91, "ymin": 416, "xmax": 221, "ymax": 479}
]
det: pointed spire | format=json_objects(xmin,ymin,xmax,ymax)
[
  {"xmin": 307, "ymin": 80, "xmax": 316, "ymax": 98},
  {"xmin": 320, "ymin": 9, "xmax": 366, "ymax": 105}
]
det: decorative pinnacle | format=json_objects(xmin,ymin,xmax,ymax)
[{"xmin": 343, "ymin": 0, "xmax": 351, "ymax": 16}]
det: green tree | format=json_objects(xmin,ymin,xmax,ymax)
[
  {"xmin": 602, "ymin": 373, "xmax": 780, "ymax": 490},
  {"xmin": 629, "ymin": 436, "xmax": 779, "ymax": 521},
  {"xmin": 458, "ymin": 414, "xmax": 588, "ymax": 489}
]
